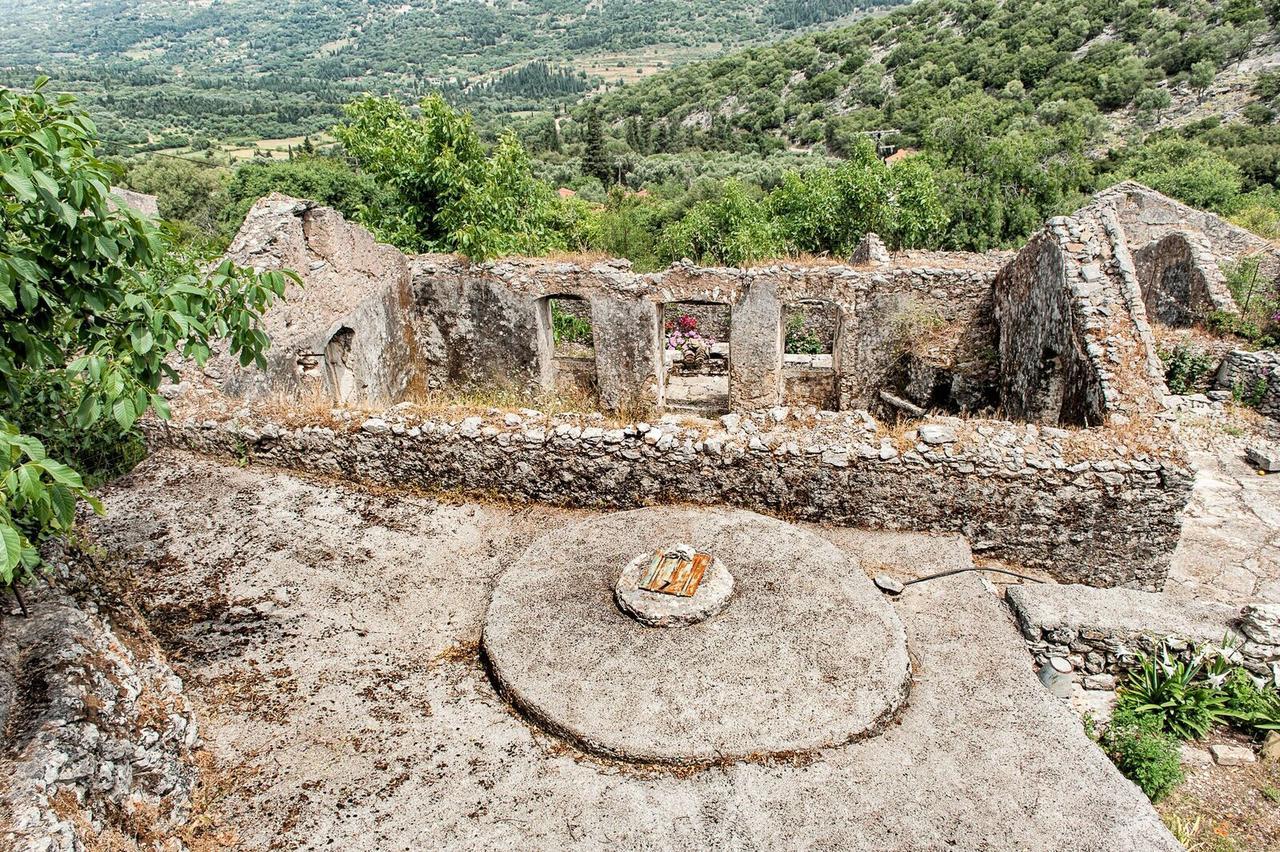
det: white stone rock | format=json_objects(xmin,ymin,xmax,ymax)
[
  {"xmin": 1241, "ymin": 604, "xmax": 1280, "ymax": 645},
  {"xmin": 1082, "ymin": 674, "xmax": 1116, "ymax": 691},
  {"xmin": 1209, "ymin": 743, "xmax": 1256, "ymax": 766},
  {"xmin": 918, "ymin": 425, "xmax": 956, "ymax": 445}
]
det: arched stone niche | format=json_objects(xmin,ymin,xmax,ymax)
[
  {"xmin": 324, "ymin": 326, "xmax": 357, "ymax": 404},
  {"xmin": 994, "ymin": 234, "xmax": 1103, "ymax": 426},
  {"xmin": 1132, "ymin": 232, "xmax": 1232, "ymax": 327}
]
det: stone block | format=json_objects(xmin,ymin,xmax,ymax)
[
  {"xmin": 1246, "ymin": 447, "xmax": 1280, "ymax": 473},
  {"xmin": 1209, "ymin": 743, "xmax": 1256, "ymax": 766},
  {"xmin": 1241, "ymin": 604, "xmax": 1280, "ymax": 645},
  {"xmin": 729, "ymin": 279, "xmax": 783, "ymax": 411}
]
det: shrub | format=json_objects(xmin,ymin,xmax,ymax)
[
  {"xmin": 550, "ymin": 303, "xmax": 593, "ymax": 348},
  {"xmin": 1116, "ymin": 646, "xmax": 1230, "ymax": 741},
  {"xmin": 1162, "ymin": 344, "xmax": 1216, "ymax": 395},
  {"xmin": 1096, "ymin": 708, "xmax": 1185, "ymax": 801},
  {"xmin": 784, "ymin": 313, "xmax": 825, "ymax": 355}
]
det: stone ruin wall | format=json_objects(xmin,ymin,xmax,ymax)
[
  {"xmin": 410, "ymin": 251, "xmax": 1003, "ymax": 415},
  {"xmin": 145, "ymin": 406, "xmax": 1192, "ymax": 591},
  {"xmin": 1100, "ymin": 180, "xmax": 1280, "ymax": 282},
  {"xmin": 1007, "ymin": 585, "xmax": 1279, "ymax": 685},
  {"xmin": 163, "ymin": 185, "xmax": 1275, "ymax": 592},
  {"xmin": 212, "ymin": 195, "xmax": 1008, "ymax": 420},
  {"xmin": 1217, "ymin": 349, "xmax": 1280, "ymax": 418},
  {"xmin": 215, "ymin": 189, "xmax": 1255, "ymax": 432}
]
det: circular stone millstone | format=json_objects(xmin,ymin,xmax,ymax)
[
  {"xmin": 614, "ymin": 546, "xmax": 734, "ymax": 627},
  {"xmin": 482, "ymin": 507, "xmax": 911, "ymax": 765}
]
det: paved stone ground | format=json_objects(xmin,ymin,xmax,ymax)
[
  {"xmin": 86, "ymin": 451, "xmax": 1176, "ymax": 851},
  {"xmin": 1167, "ymin": 419, "xmax": 1280, "ymax": 605}
]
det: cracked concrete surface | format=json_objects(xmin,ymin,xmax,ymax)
[
  {"xmin": 1168, "ymin": 442, "xmax": 1280, "ymax": 605},
  {"xmin": 86, "ymin": 451, "xmax": 1177, "ymax": 851}
]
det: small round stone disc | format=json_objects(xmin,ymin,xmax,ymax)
[
  {"xmin": 614, "ymin": 547, "xmax": 733, "ymax": 627},
  {"xmin": 482, "ymin": 506, "xmax": 911, "ymax": 765}
]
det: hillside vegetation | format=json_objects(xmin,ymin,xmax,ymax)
[
  {"xmin": 561, "ymin": 0, "xmax": 1280, "ymax": 250},
  {"xmin": 0, "ymin": 0, "xmax": 908, "ymax": 151}
]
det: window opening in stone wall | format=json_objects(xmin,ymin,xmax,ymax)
[
  {"xmin": 325, "ymin": 327, "xmax": 356, "ymax": 404},
  {"xmin": 783, "ymin": 301, "xmax": 836, "ymax": 363},
  {"xmin": 783, "ymin": 300, "xmax": 838, "ymax": 409},
  {"xmin": 544, "ymin": 295, "xmax": 597, "ymax": 399},
  {"xmin": 662, "ymin": 301, "xmax": 730, "ymax": 415},
  {"xmin": 549, "ymin": 297, "xmax": 594, "ymax": 356}
]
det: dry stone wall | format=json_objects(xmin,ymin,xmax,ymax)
[
  {"xmin": 1216, "ymin": 349, "xmax": 1280, "ymax": 419},
  {"xmin": 1008, "ymin": 585, "xmax": 1279, "ymax": 682},
  {"xmin": 145, "ymin": 406, "xmax": 1192, "ymax": 590}
]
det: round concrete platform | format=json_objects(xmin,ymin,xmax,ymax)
[{"xmin": 482, "ymin": 507, "xmax": 911, "ymax": 764}]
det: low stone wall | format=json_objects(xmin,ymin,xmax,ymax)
[
  {"xmin": 1007, "ymin": 584, "xmax": 1277, "ymax": 682},
  {"xmin": 1216, "ymin": 349, "xmax": 1280, "ymax": 420},
  {"xmin": 1, "ymin": 577, "xmax": 200, "ymax": 850},
  {"xmin": 145, "ymin": 406, "xmax": 1193, "ymax": 590}
]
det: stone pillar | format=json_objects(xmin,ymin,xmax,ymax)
[
  {"xmin": 729, "ymin": 278, "xmax": 783, "ymax": 411},
  {"xmin": 592, "ymin": 295, "xmax": 662, "ymax": 412}
]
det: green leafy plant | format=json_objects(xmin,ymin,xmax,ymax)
[
  {"xmin": 334, "ymin": 94, "xmax": 567, "ymax": 260},
  {"xmin": 784, "ymin": 313, "xmax": 824, "ymax": 355},
  {"xmin": 0, "ymin": 79, "xmax": 292, "ymax": 587},
  {"xmin": 1162, "ymin": 344, "xmax": 1216, "ymax": 395},
  {"xmin": 1095, "ymin": 708, "xmax": 1185, "ymax": 802},
  {"xmin": 551, "ymin": 302, "xmax": 593, "ymax": 348},
  {"xmin": 1116, "ymin": 645, "xmax": 1231, "ymax": 741},
  {"xmin": 1231, "ymin": 376, "xmax": 1272, "ymax": 408},
  {"xmin": 1249, "ymin": 687, "xmax": 1280, "ymax": 732}
]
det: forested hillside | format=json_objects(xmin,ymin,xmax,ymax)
[
  {"xmin": 0, "ymin": 0, "xmax": 907, "ymax": 151},
  {"xmin": 564, "ymin": 0, "xmax": 1280, "ymax": 250}
]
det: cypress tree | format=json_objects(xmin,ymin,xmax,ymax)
[{"xmin": 582, "ymin": 107, "xmax": 610, "ymax": 185}]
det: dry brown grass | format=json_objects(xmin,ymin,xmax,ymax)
[
  {"xmin": 252, "ymin": 384, "xmax": 368, "ymax": 430},
  {"xmin": 179, "ymin": 749, "xmax": 253, "ymax": 851},
  {"xmin": 1059, "ymin": 413, "xmax": 1185, "ymax": 465}
]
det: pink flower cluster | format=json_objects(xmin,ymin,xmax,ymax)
[{"xmin": 665, "ymin": 314, "xmax": 716, "ymax": 352}]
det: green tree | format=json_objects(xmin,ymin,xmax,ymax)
[
  {"xmin": 1189, "ymin": 60, "xmax": 1216, "ymax": 103},
  {"xmin": 1110, "ymin": 137, "xmax": 1244, "ymax": 213},
  {"xmin": 220, "ymin": 155, "xmax": 388, "ymax": 241},
  {"xmin": 768, "ymin": 139, "xmax": 945, "ymax": 254},
  {"xmin": 0, "ymin": 80, "xmax": 292, "ymax": 588},
  {"xmin": 657, "ymin": 180, "xmax": 784, "ymax": 266},
  {"xmin": 125, "ymin": 155, "xmax": 227, "ymax": 233},
  {"xmin": 582, "ymin": 107, "xmax": 611, "ymax": 186},
  {"xmin": 334, "ymin": 94, "xmax": 564, "ymax": 259}
]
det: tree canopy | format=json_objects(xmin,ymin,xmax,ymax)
[{"xmin": 0, "ymin": 79, "xmax": 291, "ymax": 587}]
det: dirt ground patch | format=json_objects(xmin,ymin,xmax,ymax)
[
  {"xmin": 1159, "ymin": 732, "xmax": 1280, "ymax": 851},
  {"xmin": 74, "ymin": 450, "xmax": 1178, "ymax": 850}
]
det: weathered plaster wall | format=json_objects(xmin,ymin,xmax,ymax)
[
  {"xmin": 993, "ymin": 233, "xmax": 1103, "ymax": 426},
  {"xmin": 214, "ymin": 195, "xmax": 419, "ymax": 405},
  {"xmin": 409, "ymin": 252, "xmax": 1002, "ymax": 414},
  {"xmin": 1133, "ymin": 232, "xmax": 1237, "ymax": 326},
  {"xmin": 144, "ymin": 407, "xmax": 1192, "ymax": 590},
  {"xmin": 1100, "ymin": 180, "xmax": 1280, "ymax": 281}
]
